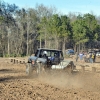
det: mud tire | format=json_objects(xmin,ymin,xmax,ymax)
[{"xmin": 26, "ymin": 63, "xmax": 33, "ymax": 76}]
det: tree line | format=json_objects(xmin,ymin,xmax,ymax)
[{"xmin": 0, "ymin": 0, "xmax": 100, "ymax": 57}]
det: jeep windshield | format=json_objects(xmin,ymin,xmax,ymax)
[{"xmin": 35, "ymin": 49, "xmax": 63, "ymax": 59}]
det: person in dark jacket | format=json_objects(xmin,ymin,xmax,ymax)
[{"xmin": 93, "ymin": 52, "xmax": 96, "ymax": 63}]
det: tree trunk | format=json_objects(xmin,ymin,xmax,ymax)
[
  {"xmin": 40, "ymin": 35, "xmax": 41, "ymax": 48},
  {"xmin": 7, "ymin": 27, "xmax": 10, "ymax": 57},
  {"xmin": 27, "ymin": 17, "xmax": 30, "ymax": 55},
  {"xmin": 62, "ymin": 37, "xmax": 66, "ymax": 54}
]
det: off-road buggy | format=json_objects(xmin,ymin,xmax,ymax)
[{"xmin": 26, "ymin": 48, "xmax": 76, "ymax": 76}]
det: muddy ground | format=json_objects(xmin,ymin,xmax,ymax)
[{"xmin": 0, "ymin": 57, "xmax": 100, "ymax": 100}]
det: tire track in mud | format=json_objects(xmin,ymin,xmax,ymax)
[
  {"xmin": 0, "ymin": 59, "xmax": 100, "ymax": 100},
  {"xmin": 0, "ymin": 77, "xmax": 100, "ymax": 100}
]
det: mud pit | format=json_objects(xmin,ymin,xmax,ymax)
[{"xmin": 0, "ymin": 58, "xmax": 100, "ymax": 100}]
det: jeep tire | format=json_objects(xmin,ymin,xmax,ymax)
[{"xmin": 26, "ymin": 63, "xmax": 33, "ymax": 76}]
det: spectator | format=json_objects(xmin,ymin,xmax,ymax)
[
  {"xmin": 91, "ymin": 53, "xmax": 95, "ymax": 63},
  {"xmin": 83, "ymin": 52, "xmax": 87, "ymax": 62},
  {"xmin": 93, "ymin": 52, "xmax": 96, "ymax": 63},
  {"xmin": 86, "ymin": 53, "xmax": 90, "ymax": 63},
  {"xmin": 79, "ymin": 52, "xmax": 84, "ymax": 62},
  {"xmin": 89, "ymin": 53, "xmax": 93, "ymax": 63}
]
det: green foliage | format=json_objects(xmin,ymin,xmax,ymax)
[
  {"xmin": 72, "ymin": 13, "xmax": 99, "ymax": 43},
  {"xmin": 94, "ymin": 25, "xmax": 100, "ymax": 41},
  {"xmin": 49, "ymin": 14, "xmax": 61, "ymax": 35},
  {"xmin": 0, "ymin": 1, "xmax": 100, "ymax": 56},
  {"xmin": 59, "ymin": 15, "xmax": 72, "ymax": 38},
  {"xmin": 0, "ymin": 0, "xmax": 18, "ymax": 26},
  {"xmin": 0, "ymin": 53, "xmax": 3, "ymax": 57},
  {"xmin": 0, "ymin": 16, "xmax": 4, "ymax": 23},
  {"xmin": 4, "ymin": 54, "xmax": 9, "ymax": 57}
]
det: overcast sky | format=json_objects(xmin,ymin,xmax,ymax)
[{"xmin": 3, "ymin": 0, "xmax": 100, "ymax": 16}]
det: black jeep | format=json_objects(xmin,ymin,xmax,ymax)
[{"xmin": 26, "ymin": 48, "xmax": 76, "ymax": 76}]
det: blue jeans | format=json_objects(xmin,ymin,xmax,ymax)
[{"xmin": 89, "ymin": 58, "xmax": 93, "ymax": 63}]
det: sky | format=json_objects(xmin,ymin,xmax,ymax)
[{"xmin": 3, "ymin": 0, "xmax": 100, "ymax": 16}]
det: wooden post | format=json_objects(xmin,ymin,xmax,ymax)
[
  {"xmin": 16, "ymin": 60, "xmax": 18, "ymax": 64},
  {"xmin": 11, "ymin": 59, "xmax": 13, "ymax": 62},
  {"xmin": 23, "ymin": 61, "xmax": 25, "ymax": 64},
  {"xmin": 13, "ymin": 59, "xmax": 15, "ymax": 64},
  {"xmin": 19, "ymin": 61, "xmax": 22, "ymax": 64}
]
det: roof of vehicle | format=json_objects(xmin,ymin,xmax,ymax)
[{"xmin": 37, "ymin": 48, "xmax": 62, "ymax": 52}]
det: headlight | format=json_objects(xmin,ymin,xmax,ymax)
[{"xmin": 32, "ymin": 60, "xmax": 35, "ymax": 64}]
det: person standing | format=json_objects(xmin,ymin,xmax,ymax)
[
  {"xmin": 89, "ymin": 53, "xmax": 93, "ymax": 63},
  {"xmin": 93, "ymin": 52, "xmax": 96, "ymax": 63},
  {"xmin": 79, "ymin": 52, "xmax": 84, "ymax": 62},
  {"xmin": 91, "ymin": 53, "xmax": 95, "ymax": 63},
  {"xmin": 83, "ymin": 52, "xmax": 87, "ymax": 62}
]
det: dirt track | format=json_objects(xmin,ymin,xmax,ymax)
[{"xmin": 0, "ymin": 58, "xmax": 100, "ymax": 100}]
